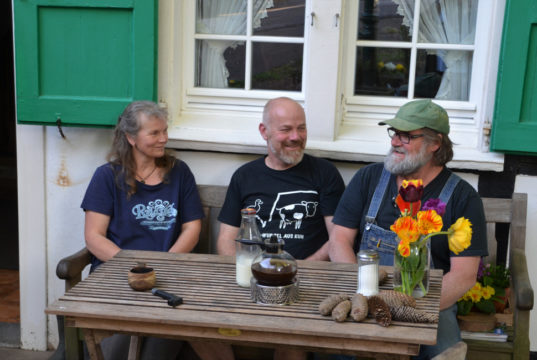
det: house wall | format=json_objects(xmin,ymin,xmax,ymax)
[{"xmin": 16, "ymin": 125, "xmax": 536, "ymax": 351}]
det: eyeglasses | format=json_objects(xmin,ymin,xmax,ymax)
[{"xmin": 387, "ymin": 128, "xmax": 424, "ymax": 144}]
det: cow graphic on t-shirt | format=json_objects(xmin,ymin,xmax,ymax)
[
  {"xmin": 266, "ymin": 190, "xmax": 319, "ymax": 230},
  {"xmin": 276, "ymin": 201, "xmax": 318, "ymax": 229}
]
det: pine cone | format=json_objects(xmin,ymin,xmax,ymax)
[
  {"xmin": 350, "ymin": 293, "xmax": 368, "ymax": 322},
  {"xmin": 391, "ymin": 306, "xmax": 439, "ymax": 323},
  {"xmin": 367, "ymin": 295, "xmax": 392, "ymax": 327},
  {"xmin": 377, "ymin": 290, "xmax": 417, "ymax": 308},
  {"xmin": 332, "ymin": 299, "xmax": 352, "ymax": 322},
  {"xmin": 318, "ymin": 294, "xmax": 349, "ymax": 316}
]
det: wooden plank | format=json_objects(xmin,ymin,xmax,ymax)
[{"xmin": 481, "ymin": 198, "xmax": 512, "ymax": 223}]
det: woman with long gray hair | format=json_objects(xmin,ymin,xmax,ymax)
[{"xmin": 81, "ymin": 100, "xmax": 204, "ymax": 359}]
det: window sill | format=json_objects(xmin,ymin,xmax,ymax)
[{"xmin": 167, "ymin": 123, "xmax": 504, "ymax": 172}]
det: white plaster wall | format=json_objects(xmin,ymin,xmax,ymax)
[
  {"xmin": 514, "ymin": 175, "xmax": 537, "ymax": 351},
  {"xmin": 44, "ymin": 127, "xmax": 113, "ymax": 348}
]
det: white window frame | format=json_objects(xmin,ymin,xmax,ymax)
[{"xmin": 158, "ymin": 0, "xmax": 505, "ymax": 171}]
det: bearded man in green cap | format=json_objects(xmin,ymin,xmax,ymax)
[{"xmin": 329, "ymin": 99, "xmax": 487, "ymax": 359}]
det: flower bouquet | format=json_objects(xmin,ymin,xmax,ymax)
[
  {"xmin": 390, "ymin": 179, "xmax": 473, "ymax": 297},
  {"xmin": 457, "ymin": 259, "xmax": 510, "ymax": 315}
]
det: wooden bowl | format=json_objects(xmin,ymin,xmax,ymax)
[{"xmin": 128, "ymin": 265, "xmax": 156, "ymax": 291}]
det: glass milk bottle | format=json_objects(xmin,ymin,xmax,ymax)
[
  {"xmin": 356, "ymin": 249, "xmax": 379, "ymax": 296},
  {"xmin": 235, "ymin": 208, "xmax": 262, "ymax": 287}
]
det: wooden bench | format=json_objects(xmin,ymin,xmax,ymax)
[
  {"xmin": 51, "ymin": 189, "xmax": 534, "ymax": 360},
  {"xmin": 464, "ymin": 193, "xmax": 533, "ymax": 360}
]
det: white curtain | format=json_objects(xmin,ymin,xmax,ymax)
[
  {"xmin": 196, "ymin": 0, "xmax": 274, "ymax": 88},
  {"xmin": 391, "ymin": 0, "xmax": 478, "ymax": 100}
]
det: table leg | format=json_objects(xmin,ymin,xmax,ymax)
[
  {"xmin": 128, "ymin": 335, "xmax": 142, "ymax": 360},
  {"xmin": 83, "ymin": 329, "xmax": 104, "ymax": 360}
]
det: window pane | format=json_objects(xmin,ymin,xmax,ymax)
[
  {"xmin": 195, "ymin": 40, "xmax": 245, "ymax": 88},
  {"xmin": 416, "ymin": 49, "xmax": 473, "ymax": 101},
  {"xmin": 253, "ymin": 0, "xmax": 305, "ymax": 37},
  {"xmin": 357, "ymin": 0, "xmax": 410, "ymax": 41},
  {"xmin": 354, "ymin": 47, "xmax": 410, "ymax": 97},
  {"xmin": 251, "ymin": 42, "xmax": 303, "ymax": 91},
  {"xmin": 418, "ymin": 0, "xmax": 478, "ymax": 45},
  {"xmin": 196, "ymin": 0, "xmax": 247, "ymax": 35}
]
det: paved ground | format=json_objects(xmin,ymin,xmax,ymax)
[{"xmin": 0, "ymin": 347, "xmax": 53, "ymax": 360}]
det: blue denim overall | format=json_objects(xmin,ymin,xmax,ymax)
[
  {"xmin": 358, "ymin": 168, "xmax": 462, "ymax": 359},
  {"xmin": 359, "ymin": 168, "xmax": 460, "ymax": 266}
]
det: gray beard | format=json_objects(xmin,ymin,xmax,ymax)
[
  {"xmin": 268, "ymin": 141, "xmax": 304, "ymax": 166},
  {"xmin": 384, "ymin": 145, "xmax": 432, "ymax": 175}
]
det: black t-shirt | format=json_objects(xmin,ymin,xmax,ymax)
[
  {"xmin": 333, "ymin": 163, "xmax": 488, "ymax": 273},
  {"xmin": 218, "ymin": 154, "xmax": 345, "ymax": 260}
]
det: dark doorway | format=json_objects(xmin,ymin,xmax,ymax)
[{"xmin": 0, "ymin": 0, "xmax": 21, "ymax": 345}]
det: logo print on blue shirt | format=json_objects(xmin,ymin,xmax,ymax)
[{"xmin": 132, "ymin": 199, "xmax": 177, "ymax": 230}]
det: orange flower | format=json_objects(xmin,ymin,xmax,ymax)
[
  {"xmin": 417, "ymin": 210, "xmax": 443, "ymax": 235},
  {"xmin": 398, "ymin": 241, "xmax": 411, "ymax": 257},
  {"xmin": 390, "ymin": 216, "xmax": 420, "ymax": 244},
  {"xmin": 395, "ymin": 194, "xmax": 421, "ymax": 217}
]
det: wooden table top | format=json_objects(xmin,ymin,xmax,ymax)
[{"xmin": 46, "ymin": 250, "xmax": 442, "ymax": 357}]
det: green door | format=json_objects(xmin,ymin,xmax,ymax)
[
  {"xmin": 13, "ymin": 0, "xmax": 157, "ymax": 127},
  {"xmin": 490, "ymin": 0, "xmax": 537, "ymax": 154}
]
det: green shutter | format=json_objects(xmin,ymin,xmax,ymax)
[
  {"xmin": 490, "ymin": 0, "xmax": 537, "ymax": 154},
  {"xmin": 13, "ymin": 0, "xmax": 157, "ymax": 127}
]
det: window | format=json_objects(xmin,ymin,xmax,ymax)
[{"xmin": 160, "ymin": 0, "xmax": 505, "ymax": 170}]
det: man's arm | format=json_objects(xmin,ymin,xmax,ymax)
[
  {"xmin": 439, "ymin": 256, "xmax": 480, "ymax": 310},
  {"xmin": 328, "ymin": 224, "xmax": 359, "ymax": 263},
  {"xmin": 304, "ymin": 216, "xmax": 335, "ymax": 261},
  {"xmin": 217, "ymin": 222, "xmax": 240, "ymax": 255}
]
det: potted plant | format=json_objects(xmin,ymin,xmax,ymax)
[{"xmin": 457, "ymin": 259, "xmax": 510, "ymax": 315}]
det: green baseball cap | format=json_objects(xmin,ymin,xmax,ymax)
[{"xmin": 378, "ymin": 99, "xmax": 450, "ymax": 134}]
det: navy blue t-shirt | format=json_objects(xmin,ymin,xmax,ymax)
[
  {"xmin": 81, "ymin": 160, "xmax": 204, "ymax": 270},
  {"xmin": 218, "ymin": 154, "xmax": 345, "ymax": 260}
]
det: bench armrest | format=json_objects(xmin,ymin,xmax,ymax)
[
  {"xmin": 510, "ymin": 248, "xmax": 534, "ymax": 311},
  {"xmin": 56, "ymin": 247, "xmax": 91, "ymax": 281}
]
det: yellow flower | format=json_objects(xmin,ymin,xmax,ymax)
[
  {"xmin": 481, "ymin": 285, "xmax": 495, "ymax": 300},
  {"xmin": 378, "ymin": 61, "xmax": 384, "ymax": 69},
  {"xmin": 469, "ymin": 282, "xmax": 483, "ymax": 303},
  {"xmin": 396, "ymin": 63, "xmax": 405, "ymax": 71},
  {"xmin": 417, "ymin": 210, "xmax": 443, "ymax": 235},
  {"xmin": 390, "ymin": 216, "xmax": 420, "ymax": 244},
  {"xmin": 448, "ymin": 217, "xmax": 472, "ymax": 254}
]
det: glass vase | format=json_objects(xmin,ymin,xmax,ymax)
[{"xmin": 393, "ymin": 238, "xmax": 431, "ymax": 298}]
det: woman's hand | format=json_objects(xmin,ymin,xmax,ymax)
[
  {"xmin": 85, "ymin": 210, "xmax": 121, "ymax": 262},
  {"xmin": 169, "ymin": 219, "xmax": 202, "ymax": 254}
]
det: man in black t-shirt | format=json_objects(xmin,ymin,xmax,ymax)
[
  {"xmin": 218, "ymin": 97, "xmax": 345, "ymax": 261},
  {"xmin": 191, "ymin": 97, "xmax": 344, "ymax": 360},
  {"xmin": 329, "ymin": 99, "xmax": 487, "ymax": 359}
]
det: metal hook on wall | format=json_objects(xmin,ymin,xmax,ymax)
[
  {"xmin": 334, "ymin": 13, "xmax": 340, "ymax": 28},
  {"xmin": 56, "ymin": 117, "xmax": 66, "ymax": 139},
  {"xmin": 310, "ymin": 12, "xmax": 316, "ymax": 26}
]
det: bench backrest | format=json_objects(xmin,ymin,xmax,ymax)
[
  {"xmin": 195, "ymin": 186, "xmax": 528, "ymax": 266},
  {"xmin": 481, "ymin": 193, "xmax": 527, "ymax": 266},
  {"xmin": 195, "ymin": 185, "xmax": 227, "ymax": 254}
]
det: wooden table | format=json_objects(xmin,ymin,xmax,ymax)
[{"xmin": 46, "ymin": 250, "xmax": 442, "ymax": 359}]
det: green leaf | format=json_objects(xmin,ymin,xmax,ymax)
[{"xmin": 475, "ymin": 300, "xmax": 496, "ymax": 314}]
